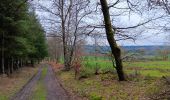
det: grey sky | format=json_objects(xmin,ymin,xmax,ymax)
[{"xmin": 32, "ymin": 0, "xmax": 170, "ymax": 46}]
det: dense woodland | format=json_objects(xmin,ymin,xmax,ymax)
[{"xmin": 0, "ymin": 0, "xmax": 48, "ymax": 76}]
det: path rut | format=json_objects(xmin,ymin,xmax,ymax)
[{"xmin": 45, "ymin": 64, "xmax": 69, "ymax": 100}]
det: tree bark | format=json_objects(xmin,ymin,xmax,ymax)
[
  {"xmin": 31, "ymin": 59, "xmax": 34, "ymax": 67},
  {"xmin": 1, "ymin": 32, "xmax": 5, "ymax": 75},
  {"xmin": 61, "ymin": 0, "xmax": 70, "ymax": 71},
  {"xmin": 17, "ymin": 59, "xmax": 20, "ymax": 69},
  {"xmin": 20, "ymin": 59, "xmax": 22, "ymax": 67},
  {"xmin": 11, "ymin": 57, "xmax": 14, "ymax": 74},
  {"xmin": 7, "ymin": 60, "xmax": 10, "ymax": 76},
  {"xmin": 100, "ymin": 0, "xmax": 126, "ymax": 81}
]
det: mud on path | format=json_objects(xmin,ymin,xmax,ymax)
[{"xmin": 11, "ymin": 64, "xmax": 70, "ymax": 100}]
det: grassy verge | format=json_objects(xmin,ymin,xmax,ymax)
[
  {"xmin": 31, "ymin": 66, "xmax": 47, "ymax": 100},
  {"xmin": 57, "ymin": 70, "xmax": 170, "ymax": 100},
  {"xmin": 56, "ymin": 56, "xmax": 170, "ymax": 99},
  {"xmin": 0, "ymin": 66, "xmax": 39, "ymax": 100},
  {"xmin": 55, "ymin": 60, "xmax": 170, "ymax": 100}
]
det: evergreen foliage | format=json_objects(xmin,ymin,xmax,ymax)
[{"xmin": 0, "ymin": 0, "xmax": 48, "ymax": 75}]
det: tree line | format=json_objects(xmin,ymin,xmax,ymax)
[{"xmin": 0, "ymin": 0, "xmax": 48, "ymax": 76}]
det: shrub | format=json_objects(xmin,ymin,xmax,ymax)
[
  {"xmin": 94, "ymin": 63, "xmax": 100, "ymax": 75},
  {"xmin": 89, "ymin": 93, "xmax": 102, "ymax": 100},
  {"xmin": 100, "ymin": 73, "xmax": 115, "ymax": 81},
  {"xmin": 79, "ymin": 67, "xmax": 94, "ymax": 79},
  {"xmin": 100, "ymin": 66, "xmax": 115, "ymax": 74}
]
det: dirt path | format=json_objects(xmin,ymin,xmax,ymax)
[
  {"xmin": 11, "ymin": 64, "xmax": 70, "ymax": 100},
  {"xmin": 11, "ymin": 66, "xmax": 42, "ymax": 100},
  {"xmin": 45, "ymin": 64, "xmax": 69, "ymax": 100}
]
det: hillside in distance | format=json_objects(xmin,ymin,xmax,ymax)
[{"xmin": 84, "ymin": 45, "xmax": 170, "ymax": 55}]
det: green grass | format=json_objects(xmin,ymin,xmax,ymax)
[
  {"xmin": 83, "ymin": 61, "xmax": 114, "ymax": 73},
  {"xmin": 81, "ymin": 56, "xmax": 170, "ymax": 77},
  {"xmin": 31, "ymin": 81, "xmax": 46, "ymax": 100},
  {"xmin": 41, "ymin": 66, "xmax": 48, "ymax": 78},
  {"xmin": 31, "ymin": 66, "xmax": 47, "ymax": 100},
  {"xmin": 124, "ymin": 61, "xmax": 170, "ymax": 77},
  {"xmin": 124, "ymin": 61, "xmax": 170, "ymax": 69},
  {"xmin": 57, "ymin": 56, "xmax": 170, "ymax": 99},
  {"xmin": 0, "ymin": 95, "xmax": 7, "ymax": 100},
  {"xmin": 140, "ymin": 70, "xmax": 170, "ymax": 77},
  {"xmin": 57, "ymin": 70, "xmax": 163, "ymax": 100}
]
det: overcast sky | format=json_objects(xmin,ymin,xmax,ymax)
[{"xmin": 32, "ymin": 0, "xmax": 170, "ymax": 46}]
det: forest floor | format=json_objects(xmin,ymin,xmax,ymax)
[
  {"xmin": 10, "ymin": 63, "xmax": 70, "ymax": 100},
  {"xmin": 0, "ymin": 66, "xmax": 39, "ymax": 100}
]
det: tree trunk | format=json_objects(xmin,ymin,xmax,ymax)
[
  {"xmin": 11, "ymin": 57, "xmax": 14, "ymax": 74},
  {"xmin": 1, "ymin": 32, "xmax": 5, "ymax": 75},
  {"xmin": 100, "ymin": 0, "xmax": 126, "ymax": 81},
  {"xmin": 38, "ymin": 59, "xmax": 40, "ymax": 64},
  {"xmin": 20, "ymin": 59, "xmax": 22, "ymax": 67},
  {"xmin": 7, "ymin": 60, "xmax": 10, "ymax": 76},
  {"xmin": 61, "ymin": 0, "xmax": 70, "ymax": 71},
  {"xmin": 31, "ymin": 59, "xmax": 34, "ymax": 67},
  {"xmin": 17, "ymin": 59, "xmax": 19, "ymax": 69}
]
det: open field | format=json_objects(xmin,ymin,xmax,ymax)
[
  {"xmin": 54, "ymin": 57, "xmax": 170, "ymax": 100},
  {"xmin": 82, "ymin": 56, "xmax": 170, "ymax": 78},
  {"xmin": 59, "ymin": 56, "xmax": 170, "ymax": 77}
]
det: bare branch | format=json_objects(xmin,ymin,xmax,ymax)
[
  {"xmin": 115, "ymin": 15, "xmax": 165, "ymax": 30},
  {"xmin": 108, "ymin": 0, "xmax": 120, "ymax": 9}
]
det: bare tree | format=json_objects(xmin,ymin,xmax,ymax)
[
  {"xmin": 91, "ymin": 0, "xmax": 168, "ymax": 81},
  {"xmin": 36, "ymin": 0, "xmax": 93, "ymax": 70},
  {"xmin": 47, "ymin": 36, "xmax": 62, "ymax": 63},
  {"xmin": 33, "ymin": 0, "xmax": 169, "ymax": 80}
]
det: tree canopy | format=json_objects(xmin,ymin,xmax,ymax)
[{"xmin": 0, "ymin": 0, "xmax": 48, "ymax": 74}]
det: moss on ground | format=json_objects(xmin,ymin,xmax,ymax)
[{"xmin": 31, "ymin": 66, "xmax": 47, "ymax": 100}]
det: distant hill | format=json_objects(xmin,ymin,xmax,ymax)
[
  {"xmin": 83, "ymin": 45, "xmax": 170, "ymax": 55},
  {"xmin": 120, "ymin": 45, "xmax": 170, "ymax": 51}
]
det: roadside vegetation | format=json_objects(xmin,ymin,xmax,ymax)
[{"xmin": 55, "ymin": 59, "xmax": 170, "ymax": 100}]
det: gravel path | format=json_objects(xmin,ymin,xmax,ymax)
[
  {"xmin": 11, "ymin": 64, "xmax": 70, "ymax": 100},
  {"xmin": 45, "ymin": 64, "xmax": 69, "ymax": 100}
]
